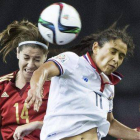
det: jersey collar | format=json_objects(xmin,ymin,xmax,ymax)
[{"xmin": 83, "ymin": 52, "xmax": 123, "ymax": 85}]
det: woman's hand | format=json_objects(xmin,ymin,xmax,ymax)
[{"xmin": 13, "ymin": 121, "xmax": 43, "ymax": 140}]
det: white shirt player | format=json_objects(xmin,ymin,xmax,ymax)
[{"xmin": 40, "ymin": 52, "xmax": 122, "ymax": 140}]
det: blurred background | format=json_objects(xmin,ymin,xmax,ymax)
[{"xmin": 0, "ymin": 0, "xmax": 140, "ymax": 139}]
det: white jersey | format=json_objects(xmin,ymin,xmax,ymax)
[{"xmin": 41, "ymin": 52, "xmax": 122, "ymax": 140}]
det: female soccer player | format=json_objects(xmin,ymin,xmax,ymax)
[
  {"xmin": 25, "ymin": 26, "xmax": 140, "ymax": 140},
  {"xmin": 0, "ymin": 20, "xmax": 50, "ymax": 140}
]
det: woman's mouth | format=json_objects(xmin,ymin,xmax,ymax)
[{"xmin": 24, "ymin": 69, "xmax": 35, "ymax": 76}]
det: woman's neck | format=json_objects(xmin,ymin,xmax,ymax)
[
  {"xmin": 15, "ymin": 71, "xmax": 28, "ymax": 89},
  {"xmin": 91, "ymin": 53, "xmax": 101, "ymax": 73}
]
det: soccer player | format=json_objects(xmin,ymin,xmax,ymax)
[
  {"xmin": 0, "ymin": 20, "xmax": 50, "ymax": 140},
  {"xmin": 25, "ymin": 26, "xmax": 140, "ymax": 140}
]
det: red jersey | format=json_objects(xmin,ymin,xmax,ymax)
[{"xmin": 0, "ymin": 71, "xmax": 50, "ymax": 140}]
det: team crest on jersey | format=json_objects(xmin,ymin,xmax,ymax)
[
  {"xmin": 55, "ymin": 54, "xmax": 69, "ymax": 63},
  {"xmin": 63, "ymin": 15, "xmax": 69, "ymax": 20}
]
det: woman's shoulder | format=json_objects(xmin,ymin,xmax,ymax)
[
  {"xmin": 57, "ymin": 51, "xmax": 80, "ymax": 63},
  {"xmin": 0, "ymin": 72, "xmax": 14, "ymax": 83},
  {"xmin": 53, "ymin": 51, "xmax": 79, "ymax": 59},
  {"xmin": 63, "ymin": 51, "xmax": 79, "ymax": 57},
  {"xmin": 0, "ymin": 73, "xmax": 13, "ymax": 96},
  {"xmin": 0, "ymin": 71, "xmax": 17, "ymax": 89}
]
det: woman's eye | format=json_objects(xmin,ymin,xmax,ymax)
[
  {"xmin": 35, "ymin": 60, "xmax": 40, "ymax": 62},
  {"xmin": 111, "ymin": 51, "xmax": 116, "ymax": 54},
  {"xmin": 24, "ymin": 58, "xmax": 29, "ymax": 60}
]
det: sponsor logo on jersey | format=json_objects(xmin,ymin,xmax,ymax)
[
  {"xmin": 47, "ymin": 133, "xmax": 56, "ymax": 137},
  {"xmin": 1, "ymin": 92, "xmax": 9, "ymax": 97}
]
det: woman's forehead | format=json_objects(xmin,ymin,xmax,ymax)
[
  {"xmin": 102, "ymin": 39, "xmax": 127, "ymax": 55},
  {"xmin": 20, "ymin": 46, "xmax": 44, "ymax": 56}
]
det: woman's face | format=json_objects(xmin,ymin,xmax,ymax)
[
  {"xmin": 92, "ymin": 39, "xmax": 127, "ymax": 75},
  {"xmin": 17, "ymin": 46, "xmax": 47, "ymax": 82}
]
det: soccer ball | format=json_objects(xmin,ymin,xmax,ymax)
[{"xmin": 38, "ymin": 2, "xmax": 82, "ymax": 45}]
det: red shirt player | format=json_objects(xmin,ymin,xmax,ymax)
[
  {"xmin": 0, "ymin": 20, "xmax": 50, "ymax": 140},
  {"xmin": 0, "ymin": 71, "xmax": 50, "ymax": 140}
]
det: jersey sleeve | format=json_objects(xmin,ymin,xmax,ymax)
[
  {"xmin": 108, "ymin": 99, "xmax": 113, "ymax": 113},
  {"xmin": 48, "ymin": 52, "xmax": 79, "ymax": 76},
  {"xmin": 108, "ymin": 85, "xmax": 115, "ymax": 113},
  {"xmin": 0, "ymin": 81, "xmax": 5, "ymax": 104},
  {"xmin": 0, "ymin": 72, "xmax": 14, "ymax": 108}
]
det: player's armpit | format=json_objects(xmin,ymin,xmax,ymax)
[{"xmin": 107, "ymin": 112, "xmax": 114, "ymax": 123}]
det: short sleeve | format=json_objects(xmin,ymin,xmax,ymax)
[
  {"xmin": 108, "ymin": 85, "xmax": 114, "ymax": 113},
  {"xmin": 0, "ymin": 82, "xmax": 5, "ymax": 108},
  {"xmin": 48, "ymin": 52, "xmax": 79, "ymax": 75},
  {"xmin": 108, "ymin": 99, "xmax": 113, "ymax": 113}
]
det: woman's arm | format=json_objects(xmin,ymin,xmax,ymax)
[
  {"xmin": 108, "ymin": 112, "xmax": 140, "ymax": 139},
  {"xmin": 25, "ymin": 61, "xmax": 60, "ymax": 111},
  {"xmin": 13, "ymin": 121, "xmax": 43, "ymax": 140}
]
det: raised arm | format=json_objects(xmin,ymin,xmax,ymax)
[
  {"xmin": 107, "ymin": 112, "xmax": 140, "ymax": 139},
  {"xmin": 25, "ymin": 61, "xmax": 60, "ymax": 111}
]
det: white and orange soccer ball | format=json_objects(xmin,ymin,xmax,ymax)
[{"xmin": 38, "ymin": 2, "xmax": 82, "ymax": 45}]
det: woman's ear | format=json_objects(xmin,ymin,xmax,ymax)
[{"xmin": 92, "ymin": 42, "xmax": 100, "ymax": 55}]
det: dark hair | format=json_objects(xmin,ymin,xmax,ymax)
[
  {"xmin": 0, "ymin": 20, "xmax": 49, "ymax": 62},
  {"xmin": 70, "ymin": 25, "xmax": 135, "ymax": 57}
]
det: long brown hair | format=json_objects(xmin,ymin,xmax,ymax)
[
  {"xmin": 70, "ymin": 23, "xmax": 135, "ymax": 57},
  {"xmin": 0, "ymin": 20, "xmax": 49, "ymax": 62}
]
